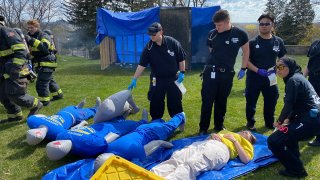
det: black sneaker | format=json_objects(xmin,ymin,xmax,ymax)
[
  {"xmin": 278, "ymin": 169, "xmax": 308, "ymax": 178},
  {"xmin": 308, "ymin": 137, "xmax": 320, "ymax": 146},
  {"xmin": 246, "ymin": 123, "xmax": 257, "ymax": 131},
  {"xmin": 51, "ymin": 94, "xmax": 63, "ymax": 101},
  {"xmin": 198, "ymin": 130, "xmax": 208, "ymax": 136},
  {"xmin": 28, "ymin": 101, "xmax": 43, "ymax": 117},
  {"xmin": 8, "ymin": 116, "xmax": 23, "ymax": 122},
  {"xmin": 214, "ymin": 126, "xmax": 226, "ymax": 132},
  {"xmin": 265, "ymin": 124, "xmax": 274, "ymax": 130}
]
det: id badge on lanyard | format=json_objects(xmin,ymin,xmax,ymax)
[{"xmin": 211, "ymin": 72, "xmax": 215, "ymax": 79}]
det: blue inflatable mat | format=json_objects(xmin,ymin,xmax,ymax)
[{"xmin": 43, "ymin": 133, "xmax": 277, "ymax": 180}]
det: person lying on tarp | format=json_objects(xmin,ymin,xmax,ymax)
[
  {"xmin": 93, "ymin": 112, "xmax": 186, "ymax": 170},
  {"xmin": 150, "ymin": 130, "xmax": 256, "ymax": 180},
  {"xmin": 27, "ymin": 90, "xmax": 139, "ymax": 146}
]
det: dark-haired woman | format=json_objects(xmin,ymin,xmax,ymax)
[{"xmin": 267, "ymin": 57, "xmax": 320, "ymax": 178}]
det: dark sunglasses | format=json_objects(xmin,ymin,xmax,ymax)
[
  {"xmin": 276, "ymin": 64, "xmax": 287, "ymax": 70},
  {"xmin": 259, "ymin": 22, "xmax": 272, "ymax": 26}
]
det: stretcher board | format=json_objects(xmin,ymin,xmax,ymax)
[{"xmin": 91, "ymin": 155, "xmax": 164, "ymax": 180}]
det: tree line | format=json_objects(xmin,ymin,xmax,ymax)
[{"xmin": 0, "ymin": 0, "xmax": 319, "ymax": 57}]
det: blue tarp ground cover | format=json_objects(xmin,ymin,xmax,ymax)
[
  {"xmin": 95, "ymin": 6, "xmax": 220, "ymax": 64},
  {"xmin": 43, "ymin": 133, "xmax": 277, "ymax": 180}
]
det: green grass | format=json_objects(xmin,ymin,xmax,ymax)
[{"xmin": 1, "ymin": 55, "xmax": 319, "ymax": 179}]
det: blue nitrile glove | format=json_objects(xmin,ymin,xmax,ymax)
[
  {"xmin": 128, "ymin": 78, "xmax": 137, "ymax": 90},
  {"xmin": 177, "ymin": 71, "xmax": 185, "ymax": 83},
  {"xmin": 257, "ymin": 69, "xmax": 268, "ymax": 77},
  {"xmin": 310, "ymin": 109, "xmax": 319, "ymax": 118},
  {"xmin": 237, "ymin": 68, "xmax": 246, "ymax": 80}
]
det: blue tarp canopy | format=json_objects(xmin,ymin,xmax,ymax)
[
  {"xmin": 96, "ymin": 6, "xmax": 220, "ymax": 64},
  {"xmin": 96, "ymin": 7, "xmax": 160, "ymax": 43}
]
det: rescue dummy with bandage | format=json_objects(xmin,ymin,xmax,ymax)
[
  {"xmin": 93, "ymin": 112, "xmax": 186, "ymax": 168},
  {"xmin": 46, "ymin": 110, "xmax": 148, "ymax": 161},
  {"xmin": 26, "ymin": 98, "xmax": 99, "ymax": 145}
]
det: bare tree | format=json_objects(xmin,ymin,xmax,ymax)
[
  {"xmin": 192, "ymin": 0, "xmax": 207, "ymax": 7},
  {"xmin": 0, "ymin": 0, "xmax": 60, "ymax": 29},
  {"xmin": 26, "ymin": 0, "xmax": 60, "ymax": 28},
  {"xmin": 0, "ymin": 0, "xmax": 29, "ymax": 28}
]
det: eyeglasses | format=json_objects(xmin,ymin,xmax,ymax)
[
  {"xmin": 259, "ymin": 22, "xmax": 272, "ymax": 26},
  {"xmin": 276, "ymin": 64, "xmax": 287, "ymax": 70}
]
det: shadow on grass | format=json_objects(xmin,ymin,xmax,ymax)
[
  {"xmin": 6, "ymin": 134, "xmax": 37, "ymax": 160},
  {"xmin": 0, "ymin": 119, "xmax": 26, "ymax": 132}
]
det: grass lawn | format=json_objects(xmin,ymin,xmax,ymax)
[{"xmin": 1, "ymin": 55, "xmax": 319, "ymax": 179}]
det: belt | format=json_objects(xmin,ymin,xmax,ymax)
[
  {"xmin": 205, "ymin": 64, "xmax": 234, "ymax": 73},
  {"xmin": 311, "ymin": 71, "xmax": 320, "ymax": 76}
]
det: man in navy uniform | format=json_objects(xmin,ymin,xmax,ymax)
[
  {"xmin": 128, "ymin": 22, "xmax": 186, "ymax": 120},
  {"xmin": 304, "ymin": 39, "xmax": 320, "ymax": 146},
  {"xmin": 199, "ymin": 9, "xmax": 249, "ymax": 135},
  {"xmin": 245, "ymin": 14, "xmax": 286, "ymax": 131}
]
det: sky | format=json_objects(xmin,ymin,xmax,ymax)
[{"xmin": 207, "ymin": 0, "xmax": 320, "ymax": 23}]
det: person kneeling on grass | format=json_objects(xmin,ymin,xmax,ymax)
[
  {"xmin": 267, "ymin": 57, "xmax": 320, "ymax": 178},
  {"xmin": 150, "ymin": 130, "xmax": 256, "ymax": 180}
]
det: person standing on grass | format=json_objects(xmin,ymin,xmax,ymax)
[
  {"xmin": 268, "ymin": 57, "xmax": 320, "ymax": 178},
  {"xmin": 304, "ymin": 39, "xmax": 320, "ymax": 146},
  {"xmin": 26, "ymin": 19, "xmax": 63, "ymax": 106},
  {"xmin": 245, "ymin": 14, "xmax": 286, "ymax": 131},
  {"xmin": 128, "ymin": 22, "xmax": 186, "ymax": 120},
  {"xmin": 0, "ymin": 15, "xmax": 43, "ymax": 123},
  {"xmin": 199, "ymin": 9, "xmax": 249, "ymax": 135}
]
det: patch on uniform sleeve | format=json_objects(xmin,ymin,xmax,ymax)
[{"xmin": 7, "ymin": 31, "xmax": 15, "ymax": 37}]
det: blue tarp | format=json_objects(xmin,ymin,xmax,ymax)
[
  {"xmin": 43, "ymin": 133, "xmax": 277, "ymax": 180},
  {"xmin": 95, "ymin": 7, "xmax": 160, "ymax": 44},
  {"xmin": 191, "ymin": 6, "xmax": 220, "ymax": 64},
  {"xmin": 191, "ymin": 6, "xmax": 220, "ymax": 27},
  {"xmin": 95, "ymin": 6, "xmax": 221, "ymax": 64}
]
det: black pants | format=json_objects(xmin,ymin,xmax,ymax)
[
  {"xmin": 309, "ymin": 74, "xmax": 320, "ymax": 138},
  {"xmin": 268, "ymin": 116, "xmax": 320, "ymax": 172},
  {"xmin": 0, "ymin": 62, "xmax": 36, "ymax": 116},
  {"xmin": 200, "ymin": 68, "xmax": 235, "ymax": 131},
  {"xmin": 246, "ymin": 72, "xmax": 279, "ymax": 127},
  {"xmin": 148, "ymin": 77, "xmax": 183, "ymax": 120},
  {"xmin": 36, "ymin": 67, "xmax": 61, "ymax": 103}
]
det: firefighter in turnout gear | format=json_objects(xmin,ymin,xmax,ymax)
[
  {"xmin": 0, "ymin": 15, "xmax": 43, "ymax": 123},
  {"xmin": 26, "ymin": 20, "xmax": 63, "ymax": 106}
]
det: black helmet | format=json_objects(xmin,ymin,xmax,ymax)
[
  {"xmin": 0, "ymin": 15, "xmax": 5, "ymax": 21},
  {"xmin": 0, "ymin": 15, "xmax": 5, "ymax": 25}
]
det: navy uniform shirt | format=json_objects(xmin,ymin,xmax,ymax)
[
  {"xmin": 307, "ymin": 40, "xmax": 320, "ymax": 75},
  {"xmin": 249, "ymin": 35, "xmax": 286, "ymax": 70},
  {"xmin": 139, "ymin": 36, "xmax": 186, "ymax": 78},
  {"xmin": 206, "ymin": 26, "xmax": 248, "ymax": 70},
  {"xmin": 278, "ymin": 73, "xmax": 320, "ymax": 122}
]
